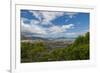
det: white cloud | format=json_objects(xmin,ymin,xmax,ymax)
[
  {"xmin": 21, "ymin": 19, "xmax": 47, "ymax": 35},
  {"xmin": 65, "ymin": 12, "xmax": 78, "ymax": 18},
  {"xmin": 66, "ymin": 33, "xmax": 76, "ymax": 35},
  {"xmin": 29, "ymin": 11, "xmax": 65, "ymax": 25},
  {"xmin": 29, "ymin": 11, "xmax": 42, "ymax": 21},
  {"xmin": 21, "ymin": 10, "xmax": 77, "ymax": 38},
  {"xmin": 21, "ymin": 18, "xmax": 74, "ymax": 36},
  {"xmin": 49, "ymin": 26, "xmax": 63, "ymax": 33},
  {"xmin": 40, "ymin": 11, "xmax": 64, "ymax": 25},
  {"xmin": 48, "ymin": 24, "xmax": 74, "ymax": 34},
  {"xmin": 62, "ymin": 24, "xmax": 74, "ymax": 29},
  {"xmin": 30, "ymin": 19, "xmax": 40, "ymax": 25},
  {"xmin": 23, "ymin": 11, "xmax": 78, "ymax": 26}
]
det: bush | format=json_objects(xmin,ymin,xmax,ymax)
[{"xmin": 21, "ymin": 32, "xmax": 90, "ymax": 62}]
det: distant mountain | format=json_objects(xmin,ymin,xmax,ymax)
[
  {"xmin": 49, "ymin": 36, "xmax": 76, "ymax": 39},
  {"xmin": 21, "ymin": 35, "xmax": 32, "ymax": 40},
  {"xmin": 21, "ymin": 35, "xmax": 76, "ymax": 41},
  {"xmin": 21, "ymin": 35, "xmax": 48, "ymax": 40},
  {"xmin": 31, "ymin": 36, "xmax": 48, "ymax": 40}
]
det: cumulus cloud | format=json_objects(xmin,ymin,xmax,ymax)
[
  {"xmin": 29, "ymin": 10, "xmax": 65, "ymax": 25},
  {"xmin": 30, "ymin": 19, "xmax": 40, "ymax": 25},
  {"xmin": 26, "ymin": 10, "xmax": 78, "ymax": 26},
  {"xmin": 65, "ymin": 12, "xmax": 78, "ymax": 18},
  {"xmin": 62, "ymin": 24, "xmax": 74, "ymax": 29},
  {"xmin": 40, "ymin": 11, "xmax": 64, "ymax": 25},
  {"xmin": 49, "ymin": 24, "xmax": 74, "ymax": 34},
  {"xmin": 21, "ymin": 10, "xmax": 79, "ymax": 38},
  {"xmin": 29, "ymin": 11, "xmax": 42, "ymax": 21},
  {"xmin": 21, "ymin": 19, "xmax": 47, "ymax": 35},
  {"xmin": 49, "ymin": 26, "xmax": 63, "ymax": 33},
  {"xmin": 21, "ymin": 17, "xmax": 74, "ymax": 37}
]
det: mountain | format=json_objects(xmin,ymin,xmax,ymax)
[
  {"xmin": 21, "ymin": 35, "xmax": 76, "ymax": 41},
  {"xmin": 21, "ymin": 35, "xmax": 48, "ymax": 40}
]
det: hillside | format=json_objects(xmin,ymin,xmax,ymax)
[{"xmin": 21, "ymin": 32, "xmax": 89, "ymax": 62}]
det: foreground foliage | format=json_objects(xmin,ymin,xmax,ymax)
[{"xmin": 21, "ymin": 32, "xmax": 89, "ymax": 63}]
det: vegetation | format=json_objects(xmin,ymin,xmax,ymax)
[{"xmin": 21, "ymin": 32, "xmax": 89, "ymax": 63}]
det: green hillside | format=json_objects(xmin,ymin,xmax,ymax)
[{"xmin": 21, "ymin": 32, "xmax": 90, "ymax": 63}]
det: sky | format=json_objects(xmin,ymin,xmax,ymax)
[{"xmin": 21, "ymin": 9, "xmax": 89, "ymax": 38}]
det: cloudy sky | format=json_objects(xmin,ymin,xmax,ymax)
[{"xmin": 21, "ymin": 9, "xmax": 89, "ymax": 38}]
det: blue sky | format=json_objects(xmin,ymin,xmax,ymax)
[{"xmin": 21, "ymin": 9, "xmax": 89, "ymax": 38}]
